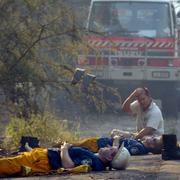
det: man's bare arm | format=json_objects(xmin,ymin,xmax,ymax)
[
  {"xmin": 122, "ymin": 96, "xmax": 134, "ymax": 112},
  {"xmin": 60, "ymin": 142, "xmax": 75, "ymax": 168},
  {"xmin": 134, "ymin": 127, "xmax": 155, "ymax": 140},
  {"xmin": 113, "ymin": 135, "xmax": 121, "ymax": 147},
  {"xmin": 122, "ymin": 88, "xmax": 143, "ymax": 112}
]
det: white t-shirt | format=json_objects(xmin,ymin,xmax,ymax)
[{"xmin": 130, "ymin": 100, "xmax": 164, "ymax": 135}]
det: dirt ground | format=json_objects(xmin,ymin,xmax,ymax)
[{"xmin": 4, "ymin": 155, "xmax": 180, "ymax": 180}]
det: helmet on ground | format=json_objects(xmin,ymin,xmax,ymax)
[{"xmin": 111, "ymin": 143, "xmax": 130, "ymax": 170}]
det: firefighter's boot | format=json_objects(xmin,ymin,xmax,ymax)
[{"xmin": 162, "ymin": 134, "xmax": 180, "ymax": 160}]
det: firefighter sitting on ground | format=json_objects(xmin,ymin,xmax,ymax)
[{"xmin": 122, "ymin": 87, "xmax": 164, "ymax": 140}]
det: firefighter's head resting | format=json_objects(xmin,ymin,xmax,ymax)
[
  {"xmin": 111, "ymin": 143, "xmax": 130, "ymax": 170},
  {"xmin": 98, "ymin": 144, "xmax": 130, "ymax": 170}
]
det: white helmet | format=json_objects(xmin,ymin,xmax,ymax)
[{"xmin": 111, "ymin": 143, "xmax": 130, "ymax": 170}]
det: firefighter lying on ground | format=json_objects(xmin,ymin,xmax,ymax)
[
  {"xmin": 110, "ymin": 129, "xmax": 162, "ymax": 154},
  {"xmin": 53, "ymin": 134, "xmax": 162, "ymax": 155},
  {"xmin": 0, "ymin": 140, "xmax": 130, "ymax": 177}
]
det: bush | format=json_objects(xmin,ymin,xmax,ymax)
[{"xmin": 2, "ymin": 112, "xmax": 80, "ymax": 151}]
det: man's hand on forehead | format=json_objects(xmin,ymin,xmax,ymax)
[{"xmin": 132, "ymin": 88, "xmax": 145, "ymax": 98}]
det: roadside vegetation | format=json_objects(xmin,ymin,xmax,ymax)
[{"xmin": 1, "ymin": 112, "xmax": 80, "ymax": 151}]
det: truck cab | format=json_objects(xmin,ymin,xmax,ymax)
[{"xmin": 77, "ymin": 0, "xmax": 180, "ymax": 117}]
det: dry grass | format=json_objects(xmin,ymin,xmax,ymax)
[{"xmin": 1, "ymin": 112, "xmax": 80, "ymax": 151}]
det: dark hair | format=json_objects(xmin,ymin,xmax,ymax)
[{"xmin": 148, "ymin": 146, "xmax": 162, "ymax": 154}]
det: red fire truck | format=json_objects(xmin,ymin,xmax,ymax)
[{"xmin": 77, "ymin": 0, "xmax": 180, "ymax": 117}]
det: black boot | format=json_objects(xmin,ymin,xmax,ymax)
[
  {"xmin": 19, "ymin": 136, "xmax": 40, "ymax": 152},
  {"xmin": 162, "ymin": 134, "xmax": 180, "ymax": 160}
]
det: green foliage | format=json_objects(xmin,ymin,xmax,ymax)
[
  {"xmin": 0, "ymin": 0, "xmax": 122, "ymax": 120},
  {"xmin": 0, "ymin": 0, "xmax": 85, "ymax": 117},
  {"xmin": 2, "ymin": 112, "xmax": 80, "ymax": 151}
]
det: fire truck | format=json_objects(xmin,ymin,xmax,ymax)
[{"xmin": 77, "ymin": 0, "xmax": 180, "ymax": 117}]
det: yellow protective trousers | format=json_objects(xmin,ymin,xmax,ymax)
[
  {"xmin": 73, "ymin": 137, "xmax": 99, "ymax": 152},
  {"xmin": 0, "ymin": 148, "xmax": 51, "ymax": 177}
]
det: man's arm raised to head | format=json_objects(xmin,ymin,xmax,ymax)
[
  {"xmin": 122, "ymin": 88, "xmax": 143, "ymax": 112},
  {"xmin": 134, "ymin": 127, "xmax": 155, "ymax": 140},
  {"xmin": 60, "ymin": 142, "xmax": 75, "ymax": 168}
]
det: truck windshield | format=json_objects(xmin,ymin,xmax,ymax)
[{"xmin": 88, "ymin": 1, "xmax": 172, "ymax": 37}]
